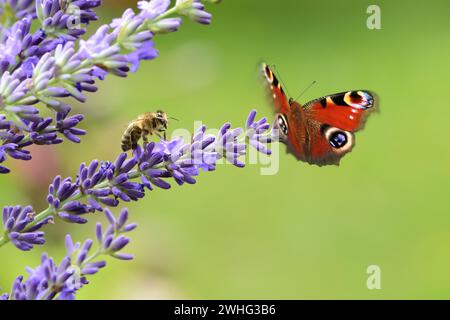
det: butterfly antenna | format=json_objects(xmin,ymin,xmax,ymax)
[
  {"xmin": 271, "ymin": 64, "xmax": 291, "ymax": 98},
  {"xmin": 293, "ymin": 80, "xmax": 317, "ymax": 102}
]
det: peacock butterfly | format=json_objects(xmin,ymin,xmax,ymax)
[{"xmin": 262, "ymin": 63, "xmax": 376, "ymax": 166}]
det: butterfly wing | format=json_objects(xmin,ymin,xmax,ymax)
[
  {"xmin": 261, "ymin": 63, "xmax": 290, "ymax": 114},
  {"xmin": 262, "ymin": 63, "xmax": 308, "ymax": 159},
  {"xmin": 305, "ymin": 90, "xmax": 375, "ymax": 131},
  {"xmin": 301, "ymin": 90, "xmax": 376, "ymax": 166}
]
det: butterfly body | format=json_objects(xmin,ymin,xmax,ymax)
[{"xmin": 262, "ymin": 63, "xmax": 376, "ymax": 166}]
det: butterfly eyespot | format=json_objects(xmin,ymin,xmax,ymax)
[
  {"xmin": 344, "ymin": 91, "xmax": 374, "ymax": 110},
  {"xmin": 276, "ymin": 114, "xmax": 288, "ymax": 136},
  {"xmin": 322, "ymin": 126, "xmax": 354, "ymax": 151},
  {"xmin": 329, "ymin": 131, "xmax": 347, "ymax": 148}
]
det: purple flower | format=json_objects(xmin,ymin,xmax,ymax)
[
  {"xmin": 138, "ymin": 0, "xmax": 170, "ymax": 20},
  {"xmin": 21, "ymin": 56, "xmax": 40, "ymax": 77},
  {"xmin": 2, "ymin": 205, "xmax": 53, "ymax": 251},
  {"xmin": 136, "ymin": 142, "xmax": 171, "ymax": 190},
  {"xmin": 216, "ymin": 123, "xmax": 246, "ymax": 168},
  {"xmin": 47, "ymin": 175, "xmax": 93, "ymax": 224},
  {"xmin": 0, "ymin": 142, "xmax": 28, "ymax": 173},
  {"xmin": 0, "ymin": 70, "xmax": 33, "ymax": 128},
  {"xmin": 246, "ymin": 109, "xmax": 272, "ymax": 155},
  {"xmin": 77, "ymin": 25, "xmax": 128, "ymax": 73},
  {"xmin": 0, "ymin": 22, "xmax": 24, "ymax": 67},
  {"xmin": 56, "ymin": 112, "xmax": 86, "ymax": 143},
  {"xmin": 1, "ymin": 207, "xmax": 135, "ymax": 300},
  {"xmin": 36, "ymin": 0, "xmax": 101, "ymax": 39},
  {"xmin": 0, "ymin": 18, "xmax": 49, "ymax": 71},
  {"xmin": 0, "ymin": 110, "xmax": 86, "ymax": 172},
  {"xmin": 191, "ymin": 125, "xmax": 217, "ymax": 171},
  {"xmin": 180, "ymin": 0, "xmax": 212, "ymax": 25},
  {"xmin": 51, "ymin": 42, "xmax": 98, "ymax": 99},
  {"xmin": 149, "ymin": 17, "xmax": 182, "ymax": 34},
  {"xmin": 112, "ymin": 157, "xmax": 146, "ymax": 202},
  {"xmin": 77, "ymin": 160, "xmax": 118, "ymax": 208},
  {"xmin": 126, "ymin": 40, "xmax": 158, "ymax": 73},
  {"xmin": 96, "ymin": 208, "xmax": 136, "ymax": 260}
]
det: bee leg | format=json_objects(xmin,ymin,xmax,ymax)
[
  {"xmin": 157, "ymin": 129, "xmax": 166, "ymax": 140},
  {"xmin": 155, "ymin": 131, "xmax": 164, "ymax": 140},
  {"xmin": 141, "ymin": 130, "xmax": 149, "ymax": 144}
]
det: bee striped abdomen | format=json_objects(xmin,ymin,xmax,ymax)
[{"xmin": 121, "ymin": 124, "xmax": 142, "ymax": 151}]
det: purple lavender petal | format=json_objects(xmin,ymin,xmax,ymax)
[
  {"xmin": 104, "ymin": 208, "xmax": 115, "ymax": 225},
  {"xmin": 58, "ymin": 212, "xmax": 88, "ymax": 224},
  {"xmin": 111, "ymin": 253, "xmax": 134, "ymax": 260},
  {"xmin": 110, "ymin": 235, "xmax": 129, "ymax": 252}
]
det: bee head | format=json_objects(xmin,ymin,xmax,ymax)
[{"xmin": 155, "ymin": 110, "xmax": 168, "ymax": 129}]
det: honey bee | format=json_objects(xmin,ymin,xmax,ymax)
[{"xmin": 121, "ymin": 110, "xmax": 170, "ymax": 151}]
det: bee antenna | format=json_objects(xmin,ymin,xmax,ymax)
[{"xmin": 169, "ymin": 116, "xmax": 179, "ymax": 121}]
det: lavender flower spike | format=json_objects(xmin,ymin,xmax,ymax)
[
  {"xmin": 246, "ymin": 109, "xmax": 273, "ymax": 155},
  {"xmin": 0, "ymin": 110, "xmax": 273, "ymax": 251},
  {"xmin": 96, "ymin": 208, "xmax": 136, "ymax": 260},
  {"xmin": 1, "ymin": 205, "xmax": 53, "ymax": 250},
  {"xmin": 1, "ymin": 208, "xmax": 136, "ymax": 300}
]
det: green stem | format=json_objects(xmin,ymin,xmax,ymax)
[
  {"xmin": 23, "ymin": 206, "xmax": 55, "ymax": 231},
  {"xmin": 84, "ymin": 248, "xmax": 103, "ymax": 264},
  {"xmin": 154, "ymin": 5, "xmax": 180, "ymax": 21},
  {"xmin": 139, "ymin": 2, "xmax": 186, "ymax": 32},
  {"xmin": 0, "ymin": 232, "xmax": 9, "ymax": 247}
]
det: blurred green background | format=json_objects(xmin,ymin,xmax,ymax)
[{"xmin": 1, "ymin": 0, "xmax": 450, "ymax": 299}]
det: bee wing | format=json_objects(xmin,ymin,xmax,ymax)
[{"xmin": 123, "ymin": 118, "xmax": 139, "ymax": 128}]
